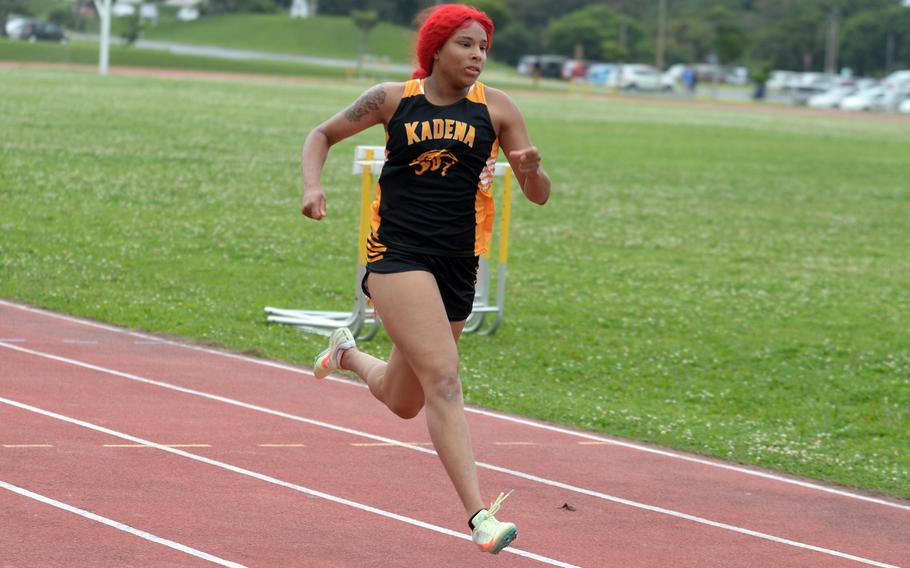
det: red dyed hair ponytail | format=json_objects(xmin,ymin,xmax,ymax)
[{"xmin": 412, "ymin": 4, "xmax": 494, "ymax": 80}]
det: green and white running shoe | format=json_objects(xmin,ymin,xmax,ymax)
[
  {"xmin": 313, "ymin": 327, "xmax": 355, "ymax": 379},
  {"xmin": 471, "ymin": 491, "xmax": 517, "ymax": 554}
]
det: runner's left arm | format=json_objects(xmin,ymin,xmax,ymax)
[{"xmin": 490, "ymin": 90, "xmax": 550, "ymax": 205}]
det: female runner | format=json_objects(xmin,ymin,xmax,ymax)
[{"xmin": 301, "ymin": 4, "xmax": 550, "ymax": 554}]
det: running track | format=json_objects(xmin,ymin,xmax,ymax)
[{"xmin": 1, "ymin": 299, "xmax": 907, "ymax": 567}]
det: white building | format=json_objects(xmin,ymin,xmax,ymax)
[{"xmin": 290, "ymin": 0, "xmax": 317, "ymax": 18}]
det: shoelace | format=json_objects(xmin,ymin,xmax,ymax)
[{"xmin": 487, "ymin": 490, "xmax": 513, "ymax": 517}]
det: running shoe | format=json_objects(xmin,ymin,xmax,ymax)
[
  {"xmin": 313, "ymin": 327, "xmax": 355, "ymax": 379},
  {"xmin": 471, "ymin": 491, "xmax": 517, "ymax": 554}
]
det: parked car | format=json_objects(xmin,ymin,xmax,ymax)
[
  {"xmin": 767, "ymin": 70, "xmax": 799, "ymax": 93},
  {"xmin": 883, "ymin": 70, "xmax": 910, "ymax": 88},
  {"xmin": 586, "ymin": 63, "xmax": 618, "ymax": 86},
  {"xmin": 562, "ymin": 59, "xmax": 592, "ymax": 81},
  {"xmin": 789, "ymin": 72, "xmax": 841, "ymax": 105},
  {"xmin": 840, "ymin": 86, "xmax": 888, "ymax": 111},
  {"xmin": 853, "ymin": 78, "xmax": 880, "ymax": 91},
  {"xmin": 5, "ymin": 18, "xmax": 67, "ymax": 43},
  {"xmin": 112, "ymin": 2, "xmax": 136, "ymax": 16},
  {"xmin": 516, "ymin": 55, "xmax": 568, "ymax": 79},
  {"xmin": 881, "ymin": 70, "xmax": 910, "ymax": 111},
  {"xmin": 724, "ymin": 66, "xmax": 749, "ymax": 85},
  {"xmin": 660, "ymin": 64, "xmax": 686, "ymax": 91},
  {"xmin": 808, "ymin": 86, "xmax": 857, "ymax": 109},
  {"xmin": 5, "ymin": 16, "xmax": 29, "ymax": 37},
  {"xmin": 899, "ymin": 98, "xmax": 910, "ymax": 114},
  {"xmin": 611, "ymin": 64, "xmax": 666, "ymax": 91}
]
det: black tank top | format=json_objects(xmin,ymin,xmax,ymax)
[{"xmin": 367, "ymin": 79, "xmax": 498, "ymax": 260}]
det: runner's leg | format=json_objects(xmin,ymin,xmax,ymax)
[{"xmin": 348, "ymin": 270, "xmax": 484, "ymax": 515}]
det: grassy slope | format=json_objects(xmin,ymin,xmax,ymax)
[
  {"xmin": 0, "ymin": 38, "xmax": 407, "ymax": 81},
  {"xmin": 135, "ymin": 13, "xmax": 513, "ymax": 73},
  {"xmin": 1, "ymin": 12, "xmax": 514, "ymax": 77},
  {"xmin": 139, "ymin": 14, "xmax": 413, "ymax": 63},
  {"xmin": 1, "ymin": 68, "xmax": 908, "ymax": 499}
]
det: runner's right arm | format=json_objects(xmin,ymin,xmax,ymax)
[{"xmin": 301, "ymin": 83, "xmax": 402, "ymax": 220}]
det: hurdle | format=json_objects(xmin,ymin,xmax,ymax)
[{"xmin": 265, "ymin": 145, "xmax": 514, "ymax": 339}]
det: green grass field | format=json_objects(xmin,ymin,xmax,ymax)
[{"xmin": 1, "ymin": 67, "xmax": 908, "ymax": 500}]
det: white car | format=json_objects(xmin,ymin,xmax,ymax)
[
  {"xmin": 767, "ymin": 70, "xmax": 798, "ymax": 92},
  {"xmin": 840, "ymin": 86, "xmax": 888, "ymax": 111},
  {"xmin": 612, "ymin": 64, "xmax": 665, "ymax": 91},
  {"xmin": 4, "ymin": 16, "xmax": 28, "ymax": 38},
  {"xmin": 808, "ymin": 86, "xmax": 857, "ymax": 109},
  {"xmin": 883, "ymin": 70, "xmax": 910, "ymax": 88},
  {"xmin": 900, "ymin": 98, "xmax": 910, "ymax": 114}
]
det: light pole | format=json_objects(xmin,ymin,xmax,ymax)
[
  {"xmin": 92, "ymin": 0, "xmax": 112, "ymax": 75},
  {"xmin": 656, "ymin": 0, "xmax": 668, "ymax": 70},
  {"xmin": 824, "ymin": 6, "xmax": 840, "ymax": 75}
]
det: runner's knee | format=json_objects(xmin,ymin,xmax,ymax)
[{"xmin": 422, "ymin": 367, "xmax": 463, "ymax": 404}]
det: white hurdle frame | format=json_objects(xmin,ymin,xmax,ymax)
[{"xmin": 265, "ymin": 145, "xmax": 514, "ymax": 339}]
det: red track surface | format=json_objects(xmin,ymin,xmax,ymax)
[{"xmin": 1, "ymin": 299, "xmax": 908, "ymax": 568}]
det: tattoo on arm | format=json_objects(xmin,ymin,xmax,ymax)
[{"xmin": 344, "ymin": 86, "xmax": 386, "ymax": 122}]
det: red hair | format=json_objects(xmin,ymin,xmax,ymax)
[{"xmin": 412, "ymin": 4, "xmax": 494, "ymax": 80}]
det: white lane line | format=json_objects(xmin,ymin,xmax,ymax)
[
  {"xmin": 4, "ymin": 444, "xmax": 54, "ymax": 448},
  {"xmin": 104, "ymin": 444, "xmax": 211, "ymax": 448},
  {"xmin": 2, "ymin": 299, "xmax": 907, "ymax": 512},
  {"xmin": 0, "ymin": 338, "xmax": 27, "ymax": 343},
  {"xmin": 350, "ymin": 442, "xmax": 433, "ymax": 447},
  {"xmin": 62, "ymin": 339, "xmax": 98, "ymax": 344},
  {"xmin": 1, "ymin": 479, "xmax": 246, "ymax": 567},
  {"xmin": 0, "ymin": 397, "xmax": 580, "ymax": 568},
  {"xmin": 0, "ymin": 343, "xmax": 902, "ymax": 568}
]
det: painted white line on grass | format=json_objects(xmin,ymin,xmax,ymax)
[
  {"xmin": 0, "ymin": 342, "xmax": 902, "ymax": 568},
  {"xmin": 3, "ymin": 299, "xmax": 909, "ymax": 513},
  {"xmin": 0, "ymin": 479, "xmax": 246, "ymax": 567},
  {"xmin": 0, "ymin": 397, "xmax": 580, "ymax": 568}
]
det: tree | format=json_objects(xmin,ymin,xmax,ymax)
[
  {"xmin": 505, "ymin": 0, "xmax": 593, "ymax": 28},
  {"xmin": 463, "ymin": 0, "xmax": 513, "ymax": 29},
  {"xmin": 490, "ymin": 22, "xmax": 542, "ymax": 65},
  {"xmin": 600, "ymin": 40, "xmax": 629, "ymax": 62},
  {"xmin": 666, "ymin": 18, "xmax": 714, "ymax": 64},
  {"xmin": 749, "ymin": 6, "xmax": 826, "ymax": 70},
  {"xmin": 352, "ymin": 9, "xmax": 379, "ymax": 77},
  {"xmin": 121, "ymin": 12, "xmax": 144, "ymax": 45},
  {"xmin": 547, "ymin": 5, "xmax": 645, "ymax": 61},
  {"xmin": 600, "ymin": 0, "xmax": 649, "ymax": 20},
  {"xmin": 708, "ymin": 5, "xmax": 749, "ymax": 64},
  {"xmin": 841, "ymin": 4, "xmax": 910, "ymax": 75}
]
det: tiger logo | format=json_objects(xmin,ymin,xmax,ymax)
[{"xmin": 409, "ymin": 149, "xmax": 459, "ymax": 176}]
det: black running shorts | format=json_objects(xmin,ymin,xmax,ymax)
[{"xmin": 362, "ymin": 248, "xmax": 479, "ymax": 322}]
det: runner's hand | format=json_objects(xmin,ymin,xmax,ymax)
[
  {"xmin": 508, "ymin": 146, "xmax": 542, "ymax": 176},
  {"xmin": 302, "ymin": 189, "xmax": 327, "ymax": 220}
]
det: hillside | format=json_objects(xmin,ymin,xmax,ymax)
[{"xmin": 139, "ymin": 14, "xmax": 414, "ymax": 63}]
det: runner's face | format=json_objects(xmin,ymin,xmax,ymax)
[{"xmin": 435, "ymin": 21, "xmax": 488, "ymax": 87}]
